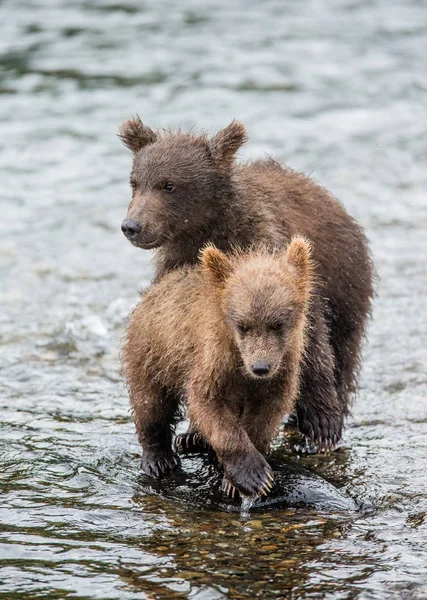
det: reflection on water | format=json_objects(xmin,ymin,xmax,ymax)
[{"xmin": 1, "ymin": 0, "xmax": 427, "ymax": 598}]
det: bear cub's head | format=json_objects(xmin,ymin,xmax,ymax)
[
  {"xmin": 118, "ymin": 116, "xmax": 247, "ymax": 250},
  {"xmin": 201, "ymin": 237, "xmax": 314, "ymax": 380}
]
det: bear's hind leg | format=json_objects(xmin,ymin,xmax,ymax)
[
  {"xmin": 296, "ymin": 303, "xmax": 344, "ymax": 454},
  {"xmin": 331, "ymin": 312, "xmax": 368, "ymax": 419}
]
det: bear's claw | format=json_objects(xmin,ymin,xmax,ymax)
[
  {"xmin": 222, "ymin": 450, "xmax": 274, "ymax": 499},
  {"xmin": 141, "ymin": 451, "xmax": 180, "ymax": 477},
  {"xmin": 294, "ymin": 433, "xmax": 341, "ymax": 455},
  {"xmin": 296, "ymin": 410, "xmax": 343, "ymax": 455},
  {"xmin": 222, "ymin": 469, "xmax": 274, "ymax": 500},
  {"xmin": 174, "ymin": 431, "xmax": 209, "ymax": 454},
  {"xmin": 221, "ymin": 478, "xmax": 238, "ymax": 499}
]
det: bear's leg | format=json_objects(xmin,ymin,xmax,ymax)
[
  {"xmin": 295, "ymin": 304, "xmax": 344, "ymax": 454},
  {"xmin": 221, "ymin": 403, "xmax": 283, "ymax": 498},
  {"xmin": 331, "ymin": 314, "xmax": 367, "ymax": 417},
  {"xmin": 242, "ymin": 396, "xmax": 291, "ymax": 456},
  {"xmin": 131, "ymin": 384, "xmax": 181, "ymax": 477},
  {"xmin": 174, "ymin": 425, "xmax": 210, "ymax": 455},
  {"xmin": 187, "ymin": 385, "xmax": 274, "ymax": 498}
]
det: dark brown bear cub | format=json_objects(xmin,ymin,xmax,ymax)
[
  {"xmin": 122, "ymin": 238, "xmax": 314, "ymax": 498},
  {"xmin": 119, "ymin": 118, "xmax": 374, "ymax": 453}
]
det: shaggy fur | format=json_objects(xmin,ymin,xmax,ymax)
[
  {"xmin": 119, "ymin": 117, "xmax": 374, "ymax": 451},
  {"xmin": 122, "ymin": 239, "xmax": 314, "ymax": 498}
]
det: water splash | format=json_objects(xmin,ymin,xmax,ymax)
[{"xmin": 240, "ymin": 496, "xmax": 255, "ymax": 517}]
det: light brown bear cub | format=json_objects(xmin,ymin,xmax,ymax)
[{"xmin": 122, "ymin": 237, "xmax": 314, "ymax": 498}]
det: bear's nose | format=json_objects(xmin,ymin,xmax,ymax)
[
  {"xmin": 251, "ymin": 362, "xmax": 271, "ymax": 376},
  {"xmin": 121, "ymin": 219, "xmax": 142, "ymax": 240}
]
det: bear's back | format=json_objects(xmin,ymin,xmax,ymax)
[{"xmin": 124, "ymin": 266, "xmax": 209, "ymax": 391}]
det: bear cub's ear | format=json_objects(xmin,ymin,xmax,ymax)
[
  {"xmin": 284, "ymin": 236, "xmax": 314, "ymax": 298},
  {"xmin": 209, "ymin": 121, "xmax": 248, "ymax": 169},
  {"xmin": 118, "ymin": 116, "xmax": 157, "ymax": 153},
  {"xmin": 200, "ymin": 245, "xmax": 233, "ymax": 287}
]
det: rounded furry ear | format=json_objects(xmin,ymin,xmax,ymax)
[
  {"xmin": 200, "ymin": 245, "xmax": 233, "ymax": 287},
  {"xmin": 285, "ymin": 236, "xmax": 312, "ymax": 269},
  {"xmin": 209, "ymin": 121, "xmax": 248, "ymax": 169},
  {"xmin": 284, "ymin": 236, "xmax": 314, "ymax": 297},
  {"xmin": 118, "ymin": 116, "xmax": 157, "ymax": 153}
]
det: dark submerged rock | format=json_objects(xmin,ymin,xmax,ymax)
[{"xmin": 136, "ymin": 453, "xmax": 357, "ymax": 513}]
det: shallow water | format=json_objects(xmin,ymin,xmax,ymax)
[{"xmin": 1, "ymin": 0, "xmax": 427, "ymax": 598}]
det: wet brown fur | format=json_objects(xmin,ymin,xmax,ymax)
[
  {"xmin": 119, "ymin": 117, "xmax": 374, "ymax": 452},
  {"xmin": 122, "ymin": 239, "xmax": 314, "ymax": 497}
]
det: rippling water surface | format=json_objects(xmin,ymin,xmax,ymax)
[{"xmin": 1, "ymin": 1, "xmax": 427, "ymax": 598}]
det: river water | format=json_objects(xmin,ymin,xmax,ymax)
[{"xmin": 1, "ymin": 0, "xmax": 427, "ymax": 598}]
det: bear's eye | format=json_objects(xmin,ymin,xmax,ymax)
[
  {"xmin": 238, "ymin": 323, "xmax": 251, "ymax": 335},
  {"xmin": 130, "ymin": 181, "xmax": 137, "ymax": 193},
  {"xmin": 269, "ymin": 322, "xmax": 283, "ymax": 332},
  {"xmin": 164, "ymin": 182, "xmax": 175, "ymax": 193}
]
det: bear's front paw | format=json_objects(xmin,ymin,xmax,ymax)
[
  {"xmin": 296, "ymin": 408, "xmax": 343, "ymax": 454},
  {"xmin": 222, "ymin": 450, "xmax": 274, "ymax": 499},
  {"xmin": 141, "ymin": 450, "xmax": 180, "ymax": 477},
  {"xmin": 174, "ymin": 431, "xmax": 210, "ymax": 454}
]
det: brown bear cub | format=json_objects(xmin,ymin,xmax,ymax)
[
  {"xmin": 119, "ymin": 118, "xmax": 374, "ymax": 453},
  {"xmin": 122, "ymin": 238, "xmax": 314, "ymax": 498}
]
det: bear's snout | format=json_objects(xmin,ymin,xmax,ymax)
[
  {"xmin": 251, "ymin": 362, "xmax": 271, "ymax": 377},
  {"xmin": 121, "ymin": 219, "xmax": 142, "ymax": 241},
  {"xmin": 121, "ymin": 217, "xmax": 164, "ymax": 249}
]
